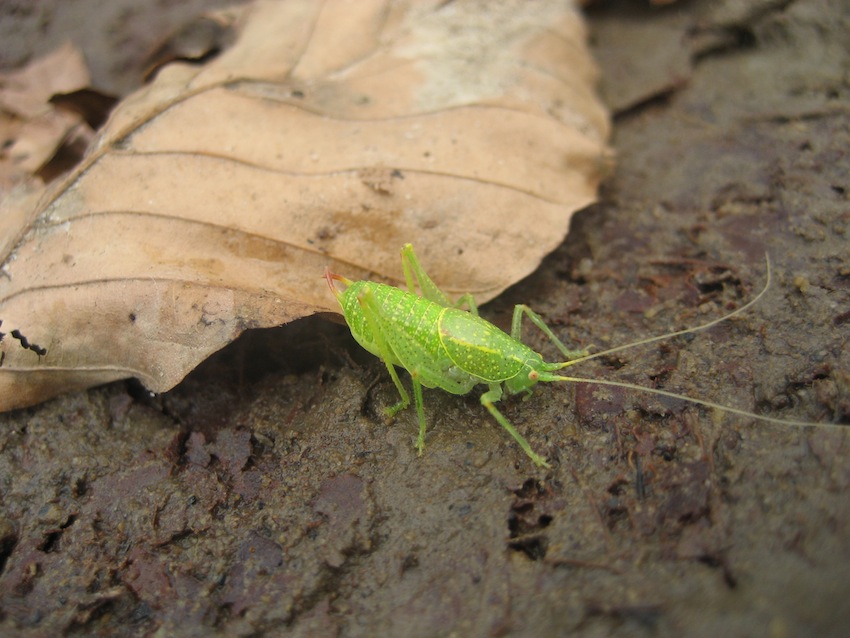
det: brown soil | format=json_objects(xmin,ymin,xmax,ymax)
[{"xmin": 1, "ymin": 1, "xmax": 848, "ymax": 636}]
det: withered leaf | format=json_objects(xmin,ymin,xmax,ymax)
[
  {"xmin": 0, "ymin": 0, "xmax": 610, "ymax": 411},
  {"xmin": 0, "ymin": 41, "xmax": 93, "ymax": 184}
]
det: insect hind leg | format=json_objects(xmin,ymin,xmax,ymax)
[
  {"xmin": 401, "ymin": 243, "xmax": 479, "ymax": 315},
  {"xmin": 511, "ymin": 305, "xmax": 588, "ymax": 361},
  {"xmin": 481, "ymin": 384, "xmax": 551, "ymax": 468}
]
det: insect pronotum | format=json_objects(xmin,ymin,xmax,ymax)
[{"xmin": 325, "ymin": 244, "xmax": 836, "ymax": 468}]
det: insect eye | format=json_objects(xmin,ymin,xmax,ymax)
[{"xmin": 528, "ymin": 370, "xmax": 539, "ymax": 381}]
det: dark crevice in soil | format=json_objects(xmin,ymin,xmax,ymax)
[
  {"xmin": 0, "ymin": 526, "xmax": 18, "ymax": 576},
  {"xmin": 508, "ymin": 479, "xmax": 556, "ymax": 561},
  {"xmin": 37, "ymin": 515, "xmax": 77, "ymax": 554},
  {"xmin": 691, "ymin": 26, "xmax": 757, "ymax": 62},
  {"xmin": 612, "ymin": 89, "xmax": 677, "ymax": 122},
  {"xmin": 697, "ymin": 554, "xmax": 738, "ymax": 589}
]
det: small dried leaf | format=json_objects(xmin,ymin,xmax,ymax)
[
  {"xmin": 0, "ymin": 0, "xmax": 610, "ymax": 411},
  {"xmin": 0, "ymin": 41, "xmax": 92, "ymax": 184},
  {"xmin": 0, "ymin": 41, "xmax": 90, "ymax": 117}
]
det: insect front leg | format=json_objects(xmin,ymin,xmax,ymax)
[
  {"xmin": 401, "ymin": 244, "xmax": 479, "ymax": 315},
  {"xmin": 355, "ymin": 284, "xmax": 432, "ymax": 455},
  {"xmin": 511, "ymin": 305, "xmax": 588, "ymax": 361},
  {"xmin": 384, "ymin": 366, "xmax": 411, "ymax": 419},
  {"xmin": 480, "ymin": 383, "xmax": 551, "ymax": 468}
]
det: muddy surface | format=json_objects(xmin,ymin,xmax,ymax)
[{"xmin": 1, "ymin": 1, "xmax": 849, "ymax": 636}]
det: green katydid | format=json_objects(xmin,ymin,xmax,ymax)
[{"xmin": 325, "ymin": 244, "xmax": 833, "ymax": 468}]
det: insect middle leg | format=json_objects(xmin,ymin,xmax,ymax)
[
  {"xmin": 411, "ymin": 377, "xmax": 428, "ymax": 455},
  {"xmin": 380, "ymin": 365, "xmax": 429, "ymax": 456},
  {"xmin": 480, "ymin": 383, "xmax": 550, "ymax": 468},
  {"xmin": 512, "ymin": 304, "xmax": 588, "ymax": 361}
]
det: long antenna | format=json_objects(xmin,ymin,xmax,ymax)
[
  {"xmin": 556, "ymin": 254, "xmax": 772, "ymax": 370},
  {"xmin": 538, "ymin": 373, "xmax": 834, "ymax": 428},
  {"xmin": 535, "ymin": 253, "xmax": 844, "ymax": 429}
]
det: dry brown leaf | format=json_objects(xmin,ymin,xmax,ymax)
[
  {"xmin": 0, "ymin": 41, "xmax": 93, "ymax": 184},
  {"xmin": 0, "ymin": 0, "xmax": 610, "ymax": 412}
]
